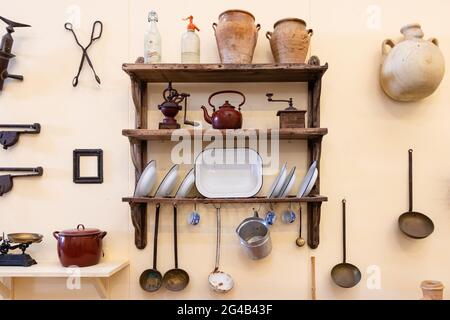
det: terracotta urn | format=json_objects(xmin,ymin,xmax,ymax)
[
  {"xmin": 421, "ymin": 280, "xmax": 444, "ymax": 300},
  {"xmin": 266, "ymin": 18, "xmax": 313, "ymax": 63},
  {"xmin": 380, "ymin": 23, "xmax": 445, "ymax": 102},
  {"xmin": 213, "ymin": 10, "xmax": 260, "ymax": 64}
]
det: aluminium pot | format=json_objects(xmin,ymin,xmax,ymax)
[
  {"xmin": 236, "ymin": 211, "xmax": 272, "ymax": 260},
  {"xmin": 53, "ymin": 224, "xmax": 107, "ymax": 267}
]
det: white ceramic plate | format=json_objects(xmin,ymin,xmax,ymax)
[
  {"xmin": 297, "ymin": 161, "xmax": 318, "ymax": 197},
  {"xmin": 278, "ymin": 167, "xmax": 296, "ymax": 198},
  {"xmin": 303, "ymin": 168, "xmax": 318, "ymax": 197},
  {"xmin": 195, "ymin": 148, "xmax": 263, "ymax": 198},
  {"xmin": 175, "ymin": 168, "xmax": 195, "ymax": 198},
  {"xmin": 134, "ymin": 160, "xmax": 157, "ymax": 197},
  {"xmin": 154, "ymin": 164, "xmax": 179, "ymax": 197},
  {"xmin": 267, "ymin": 162, "xmax": 287, "ymax": 198}
]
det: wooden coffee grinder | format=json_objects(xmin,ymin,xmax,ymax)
[{"xmin": 266, "ymin": 93, "xmax": 306, "ymax": 129}]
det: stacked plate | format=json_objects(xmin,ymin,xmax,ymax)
[
  {"xmin": 267, "ymin": 161, "xmax": 318, "ymax": 198},
  {"xmin": 134, "ymin": 161, "xmax": 195, "ymax": 198}
]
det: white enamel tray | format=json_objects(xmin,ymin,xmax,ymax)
[
  {"xmin": 297, "ymin": 161, "xmax": 318, "ymax": 197},
  {"xmin": 155, "ymin": 164, "xmax": 179, "ymax": 197},
  {"xmin": 175, "ymin": 168, "xmax": 195, "ymax": 198},
  {"xmin": 195, "ymin": 148, "xmax": 263, "ymax": 198},
  {"xmin": 134, "ymin": 160, "xmax": 157, "ymax": 197},
  {"xmin": 267, "ymin": 162, "xmax": 287, "ymax": 199}
]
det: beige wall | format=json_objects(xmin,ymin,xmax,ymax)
[{"xmin": 1, "ymin": 0, "xmax": 449, "ymax": 299}]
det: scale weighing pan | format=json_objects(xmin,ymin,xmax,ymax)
[{"xmin": 8, "ymin": 233, "xmax": 43, "ymax": 244}]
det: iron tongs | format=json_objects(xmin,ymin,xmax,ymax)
[{"xmin": 65, "ymin": 20, "xmax": 103, "ymax": 87}]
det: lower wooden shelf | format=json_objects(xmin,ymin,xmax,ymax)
[
  {"xmin": 123, "ymin": 195, "xmax": 327, "ymax": 205},
  {"xmin": 0, "ymin": 260, "xmax": 129, "ymax": 300}
]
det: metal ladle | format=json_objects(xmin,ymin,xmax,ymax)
[
  {"xmin": 296, "ymin": 204, "xmax": 305, "ymax": 247},
  {"xmin": 331, "ymin": 199, "xmax": 361, "ymax": 288},
  {"xmin": 139, "ymin": 204, "xmax": 163, "ymax": 292},
  {"xmin": 163, "ymin": 205, "xmax": 190, "ymax": 291},
  {"xmin": 398, "ymin": 149, "xmax": 434, "ymax": 239},
  {"xmin": 208, "ymin": 205, "xmax": 234, "ymax": 293}
]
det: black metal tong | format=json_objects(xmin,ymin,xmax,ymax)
[{"xmin": 65, "ymin": 20, "xmax": 103, "ymax": 87}]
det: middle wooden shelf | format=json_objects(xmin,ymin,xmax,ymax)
[
  {"xmin": 123, "ymin": 128, "xmax": 328, "ymax": 141},
  {"xmin": 123, "ymin": 195, "xmax": 328, "ymax": 205}
]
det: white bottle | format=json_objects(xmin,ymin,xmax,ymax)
[
  {"xmin": 181, "ymin": 16, "xmax": 200, "ymax": 63},
  {"xmin": 144, "ymin": 11, "xmax": 161, "ymax": 63}
]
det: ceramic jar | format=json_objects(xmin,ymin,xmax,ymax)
[
  {"xmin": 266, "ymin": 18, "xmax": 313, "ymax": 63},
  {"xmin": 380, "ymin": 23, "xmax": 445, "ymax": 102},
  {"xmin": 213, "ymin": 10, "xmax": 260, "ymax": 64},
  {"xmin": 53, "ymin": 224, "xmax": 107, "ymax": 267},
  {"xmin": 421, "ymin": 280, "xmax": 444, "ymax": 300}
]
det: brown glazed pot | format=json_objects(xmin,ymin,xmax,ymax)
[
  {"xmin": 421, "ymin": 280, "xmax": 444, "ymax": 300},
  {"xmin": 266, "ymin": 18, "xmax": 313, "ymax": 63},
  {"xmin": 213, "ymin": 9, "xmax": 260, "ymax": 64},
  {"xmin": 53, "ymin": 224, "xmax": 107, "ymax": 267}
]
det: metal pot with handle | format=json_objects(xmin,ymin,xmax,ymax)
[{"xmin": 236, "ymin": 209, "xmax": 272, "ymax": 260}]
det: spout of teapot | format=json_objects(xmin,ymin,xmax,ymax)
[{"xmin": 201, "ymin": 105, "xmax": 212, "ymax": 124}]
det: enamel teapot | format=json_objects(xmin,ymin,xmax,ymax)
[{"xmin": 201, "ymin": 90, "xmax": 245, "ymax": 129}]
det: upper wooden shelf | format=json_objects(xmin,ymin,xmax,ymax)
[
  {"xmin": 122, "ymin": 63, "xmax": 328, "ymax": 83},
  {"xmin": 123, "ymin": 128, "xmax": 328, "ymax": 141}
]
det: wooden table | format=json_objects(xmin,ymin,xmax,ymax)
[{"xmin": 0, "ymin": 260, "xmax": 129, "ymax": 299}]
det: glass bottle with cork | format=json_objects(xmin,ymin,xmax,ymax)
[{"xmin": 144, "ymin": 10, "xmax": 161, "ymax": 63}]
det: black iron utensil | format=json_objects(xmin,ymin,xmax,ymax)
[
  {"xmin": 0, "ymin": 16, "xmax": 30, "ymax": 90},
  {"xmin": 139, "ymin": 204, "xmax": 163, "ymax": 292},
  {"xmin": 65, "ymin": 21, "xmax": 102, "ymax": 87},
  {"xmin": 398, "ymin": 149, "xmax": 434, "ymax": 239},
  {"xmin": 331, "ymin": 199, "xmax": 361, "ymax": 288},
  {"xmin": 0, "ymin": 167, "xmax": 43, "ymax": 196},
  {"xmin": 0, "ymin": 123, "xmax": 41, "ymax": 149},
  {"xmin": 163, "ymin": 205, "xmax": 190, "ymax": 291}
]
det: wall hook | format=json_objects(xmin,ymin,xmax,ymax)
[
  {"xmin": 0, "ymin": 167, "xmax": 43, "ymax": 196},
  {"xmin": 0, "ymin": 123, "xmax": 41, "ymax": 149}
]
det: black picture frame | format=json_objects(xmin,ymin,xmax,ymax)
[{"xmin": 73, "ymin": 149, "xmax": 103, "ymax": 184}]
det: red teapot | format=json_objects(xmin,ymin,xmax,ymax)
[{"xmin": 201, "ymin": 90, "xmax": 245, "ymax": 129}]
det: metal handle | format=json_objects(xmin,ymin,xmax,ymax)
[
  {"xmin": 409, "ymin": 149, "xmax": 413, "ymax": 212},
  {"xmin": 0, "ymin": 167, "xmax": 43, "ymax": 178},
  {"xmin": 77, "ymin": 224, "xmax": 85, "ymax": 230},
  {"xmin": 173, "ymin": 205, "xmax": 178, "ymax": 268},
  {"xmin": 342, "ymin": 199, "xmax": 346, "ymax": 264},
  {"xmin": 266, "ymin": 31, "xmax": 272, "ymax": 40},
  {"xmin": 214, "ymin": 205, "xmax": 221, "ymax": 272},
  {"xmin": 208, "ymin": 90, "xmax": 246, "ymax": 110},
  {"xmin": 153, "ymin": 204, "xmax": 160, "ymax": 270},
  {"xmin": 212, "ymin": 22, "xmax": 217, "ymax": 32},
  {"xmin": 53, "ymin": 231, "xmax": 60, "ymax": 240}
]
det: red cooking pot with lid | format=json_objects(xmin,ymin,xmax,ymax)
[{"xmin": 53, "ymin": 224, "xmax": 107, "ymax": 267}]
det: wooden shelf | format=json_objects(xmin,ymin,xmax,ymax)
[
  {"xmin": 122, "ymin": 63, "xmax": 328, "ymax": 83},
  {"xmin": 0, "ymin": 261, "xmax": 129, "ymax": 300},
  {"xmin": 123, "ymin": 196, "xmax": 328, "ymax": 205},
  {"xmin": 123, "ymin": 128, "xmax": 328, "ymax": 141}
]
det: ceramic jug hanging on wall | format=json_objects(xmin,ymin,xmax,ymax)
[
  {"xmin": 213, "ymin": 10, "xmax": 260, "ymax": 64},
  {"xmin": 380, "ymin": 23, "xmax": 445, "ymax": 102}
]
